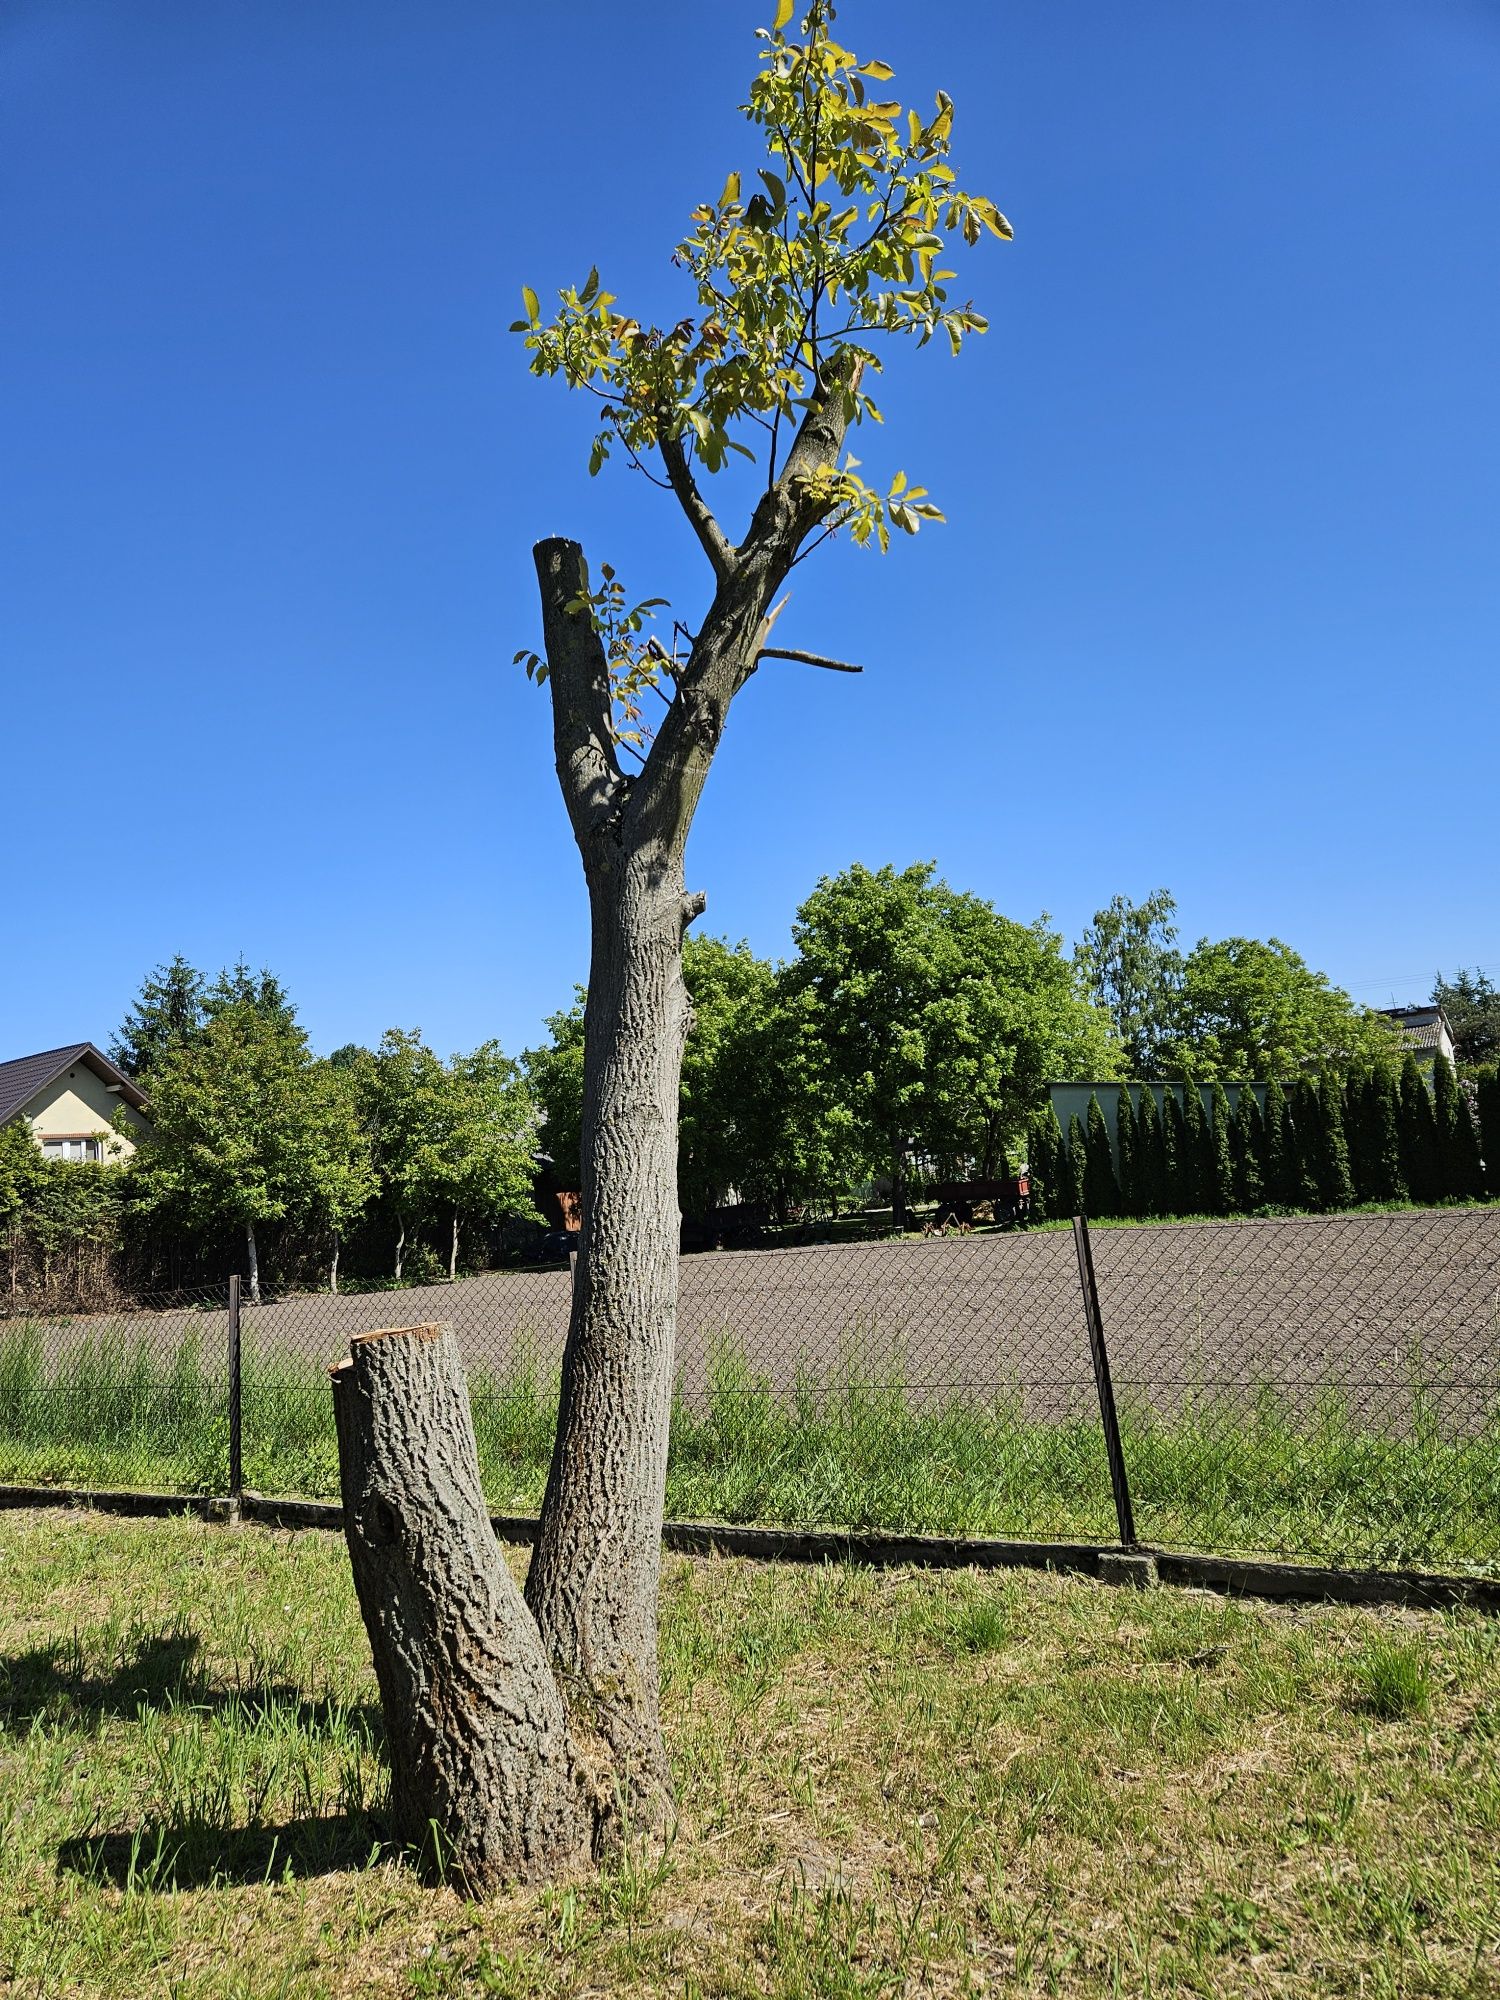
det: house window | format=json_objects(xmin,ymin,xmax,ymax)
[{"xmin": 40, "ymin": 1136, "xmax": 104, "ymax": 1163}]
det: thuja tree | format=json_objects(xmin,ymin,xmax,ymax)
[
  {"xmin": 1208, "ymin": 1082, "xmax": 1236, "ymax": 1215},
  {"xmin": 1083, "ymin": 1093, "xmax": 1119, "ymax": 1217},
  {"xmin": 1135, "ymin": 1084, "xmax": 1168, "ymax": 1217},
  {"xmin": 331, "ymin": 3, "xmax": 1009, "ymax": 1889},
  {"xmin": 1114, "ymin": 1083, "xmax": 1139, "ymax": 1217}
]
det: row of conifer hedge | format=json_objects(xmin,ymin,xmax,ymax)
[{"xmin": 1028, "ymin": 1054, "xmax": 1499, "ymax": 1221}]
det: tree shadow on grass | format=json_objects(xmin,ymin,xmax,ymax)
[
  {"xmin": 0, "ymin": 1625, "xmax": 382, "ymax": 1739},
  {"xmin": 58, "ymin": 1812, "xmax": 392, "ymax": 1889}
]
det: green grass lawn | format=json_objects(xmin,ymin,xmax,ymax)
[
  {"xmin": 2, "ymin": 1509, "xmax": 1500, "ymax": 1997},
  {"xmin": 4, "ymin": 1329, "xmax": 1500, "ymax": 1572}
]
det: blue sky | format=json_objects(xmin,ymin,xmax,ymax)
[{"xmin": 4, "ymin": 0, "xmax": 1497, "ymax": 1062}]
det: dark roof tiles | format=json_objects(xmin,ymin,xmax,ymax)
[{"xmin": 0, "ymin": 1044, "xmax": 146, "ymax": 1128}]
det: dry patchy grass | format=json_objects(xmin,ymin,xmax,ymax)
[{"xmin": 1, "ymin": 1510, "xmax": 1498, "ymax": 1997}]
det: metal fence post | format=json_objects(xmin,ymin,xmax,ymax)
[
  {"xmin": 227, "ymin": 1273, "xmax": 243, "ymax": 1503},
  {"xmin": 1072, "ymin": 1214, "xmax": 1137, "ymax": 1549}
]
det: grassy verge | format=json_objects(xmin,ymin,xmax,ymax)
[
  {"xmin": 3, "ymin": 1508, "xmax": 1500, "ymax": 1997},
  {"xmin": 2, "ymin": 1329, "xmax": 1498, "ymax": 1571}
]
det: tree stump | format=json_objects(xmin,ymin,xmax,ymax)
[{"xmin": 330, "ymin": 1321, "xmax": 590, "ymax": 1890}]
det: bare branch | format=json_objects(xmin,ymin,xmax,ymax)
[
  {"xmin": 756, "ymin": 646, "xmax": 863, "ymax": 674},
  {"xmin": 533, "ymin": 538, "xmax": 624, "ymax": 840},
  {"xmin": 658, "ymin": 428, "xmax": 737, "ymax": 582}
]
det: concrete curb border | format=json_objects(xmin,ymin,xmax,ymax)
[{"xmin": 4, "ymin": 1482, "xmax": 1497, "ymax": 1616}]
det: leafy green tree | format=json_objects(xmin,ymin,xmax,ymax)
[
  {"xmin": 522, "ymin": 997, "xmax": 587, "ymax": 1191},
  {"xmin": 1167, "ymin": 936, "xmax": 1399, "ymax": 1081},
  {"xmin": 0, "ymin": 1123, "xmax": 116, "ymax": 1303},
  {"xmin": 110, "ymin": 956, "xmax": 207, "ymax": 1079},
  {"xmin": 678, "ymin": 936, "xmax": 780, "ymax": 1218},
  {"xmin": 1432, "ymin": 970, "xmax": 1500, "ymax": 1074},
  {"xmin": 1077, "ymin": 890, "xmax": 1183, "ymax": 1077},
  {"xmin": 432, "ymin": 1045, "xmax": 540, "ymax": 1279},
  {"xmin": 1231, "ymin": 1085, "xmax": 1264, "ymax": 1211},
  {"xmin": 1135, "ymin": 1085, "xmax": 1168, "ymax": 1216},
  {"xmin": 307, "ymin": 1060, "xmax": 377, "ymax": 1294},
  {"xmin": 790, "ymin": 862, "xmax": 1117, "ymax": 1229},
  {"xmin": 1114, "ymin": 1084, "xmax": 1139, "ymax": 1217},
  {"xmin": 1083, "ymin": 1093, "xmax": 1119, "ymax": 1218},
  {"xmin": 131, "ymin": 993, "xmax": 355, "ymax": 1303},
  {"xmin": 353, "ymin": 1030, "xmax": 455, "ymax": 1280}
]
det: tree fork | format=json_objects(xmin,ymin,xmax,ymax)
[{"xmin": 331, "ymin": 1321, "xmax": 602, "ymax": 1891}]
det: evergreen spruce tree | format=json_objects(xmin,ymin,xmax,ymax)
[
  {"xmin": 1261, "ymin": 1077, "xmax": 1293, "ymax": 1208},
  {"xmin": 1476, "ymin": 1066, "xmax": 1499, "ymax": 1200},
  {"xmin": 1136, "ymin": 1084, "xmax": 1167, "ymax": 1216},
  {"xmin": 1369, "ymin": 1067, "xmax": 1407, "ymax": 1202},
  {"xmin": 1083, "ymin": 1093, "xmax": 1120, "ymax": 1218},
  {"xmin": 1208, "ymin": 1081, "xmax": 1236, "ymax": 1214},
  {"xmin": 1115, "ymin": 1086, "xmax": 1140, "ymax": 1217},
  {"xmin": 1066, "ymin": 1114, "xmax": 1089, "ymax": 1217},
  {"xmin": 1179, "ymin": 1082, "xmax": 1210, "ymax": 1214},
  {"xmin": 1231, "ymin": 1084, "xmax": 1264, "ymax": 1211},
  {"xmin": 1316, "ymin": 1074, "xmax": 1355, "ymax": 1209},
  {"xmin": 1399, "ymin": 1054, "xmax": 1439, "ymax": 1203}
]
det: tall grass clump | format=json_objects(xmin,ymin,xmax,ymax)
[{"xmin": 2, "ymin": 1321, "xmax": 1499, "ymax": 1572}]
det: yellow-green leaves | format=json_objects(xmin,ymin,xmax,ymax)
[
  {"xmin": 561, "ymin": 561, "xmax": 673, "ymax": 753},
  {"xmin": 511, "ymin": 0, "xmax": 1006, "ymax": 599}
]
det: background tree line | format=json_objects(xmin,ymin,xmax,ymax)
[
  {"xmin": 5, "ymin": 880, "xmax": 1495, "ymax": 1308},
  {"xmin": 1029, "ymin": 1054, "xmax": 1498, "ymax": 1224},
  {"xmin": 4, "ymin": 958, "xmax": 540, "ymax": 1308},
  {"xmin": 524, "ymin": 872, "xmax": 1499, "ymax": 1229}
]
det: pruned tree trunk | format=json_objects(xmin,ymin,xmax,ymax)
[
  {"xmin": 330, "ymin": 1321, "xmax": 598, "ymax": 1890},
  {"xmin": 394, "ymin": 1221, "xmax": 405, "ymax": 1282},
  {"xmin": 246, "ymin": 1219, "xmax": 261, "ymax": 1306},
  {"xmin": 330, "ymin": 1231, "xmax": 340, "ymax": 1296},
  {"xmin": 450, "ymin": 1211, "xmax": 459, "ymax": 1283},
  {"xmin": 519, "ymin": 379, "xmax": 851, "ymax": 1830},
  {"xmin": 524, "ymin": 849, "xmax": 696, "ymax": 1814}
]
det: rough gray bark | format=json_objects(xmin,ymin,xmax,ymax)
[
  {"xmin": 330, "ymin": 1321, "xmax": 597, "ymax": 1890},
  {"xmin": 522, "ymin": 367, "xmax": 856, "ymax": 1821},
  {"xmin": 330, "ymin": 367, "xmax": 857, "ymax": 1882}
]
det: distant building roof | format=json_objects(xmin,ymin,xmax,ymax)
[
  {"xmin": 1376, "ymin": 1006, "xmax": 1452, "ymax": 1056},
  {"xmin": 0, "ymin": 1043, "xmax": 149, "ymax": 1128}
]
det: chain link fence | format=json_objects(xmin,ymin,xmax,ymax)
[{"xmin": 1, "ymin": 1209, "xmax": 1496, "ymax": 1577}]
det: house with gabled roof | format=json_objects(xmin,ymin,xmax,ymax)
[
  {"xmin": 0, "ymin": 1043, "xmax": 151, "ymax": 1162},
  {"xmin": 1375, "ymin": 1006, "xmax": 1456, "ymax": 1074}
]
